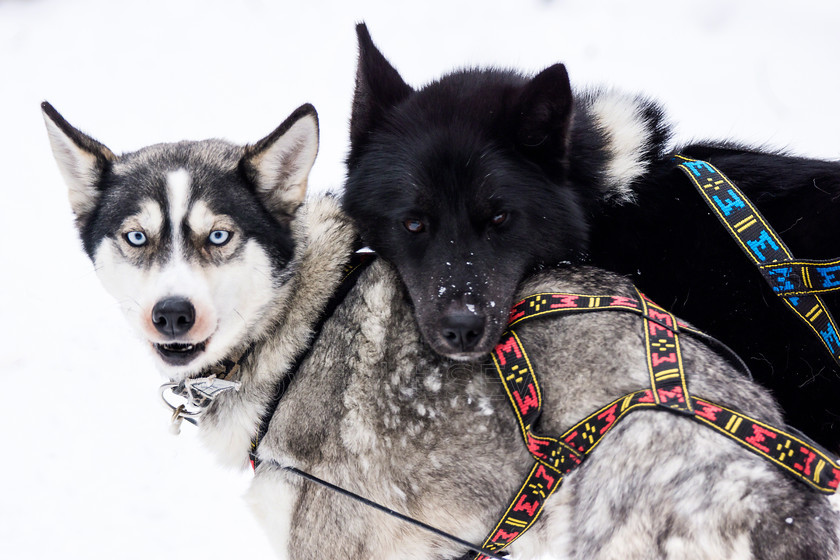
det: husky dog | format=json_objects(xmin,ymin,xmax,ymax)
[
  {"xmin": 44, "ymin": 102, "xmax": 840, "ymax": 559},
  {"xmin": 342, "ymin": 24, "xmax": 840, "ymax": 452}
]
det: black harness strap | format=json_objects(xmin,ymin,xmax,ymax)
[
  {"xmin": 249, "ymin": 251, "xmax": 373, "ymax": 470},
  {"xmin": 674, "ymin": 155, "xmax": 840, "ymax": 367},
  {"xmin": 469, "ymin": 290, "xmax": 840, "ymax": 560}
]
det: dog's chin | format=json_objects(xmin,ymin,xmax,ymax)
[{"xmin": 446, "ymin": 350, "xmax": 490, "ymax": 363}]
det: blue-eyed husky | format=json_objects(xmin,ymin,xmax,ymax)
[{"xmin": 44, "ymin": 102, "xmax": 840, "ymax": 559}]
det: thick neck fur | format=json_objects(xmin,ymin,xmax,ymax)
[
  {"xmin": 569, "ymin": 89, "xmax": 671, "ymax": 206},
  {"xmin": 195, "ymin": 195, "xmax": 358, "ymax": 468}
]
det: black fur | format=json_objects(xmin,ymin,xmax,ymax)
[
  {"xmin": 345, "ymin": 25, "xmax": 590, "ymax": 363},
  {"xmin": 341, "ymin": 25, "xmax": 840, "ymax": 451}
]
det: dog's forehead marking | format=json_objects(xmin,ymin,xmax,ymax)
[{"xmin": 166, "ymin": 168, "xmax": 192, "ymax": 237}]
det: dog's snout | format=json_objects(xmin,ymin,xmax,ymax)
[
  {"xmin": 152, "ymin": 297, "xmax": 195, "ymax": 337},
  {"xmin": 440, "ymin": 313, "xmax": 485, "ymax": 352}
]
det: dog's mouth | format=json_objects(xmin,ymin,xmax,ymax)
[
  {"xmin": 446, "ymin": 350, "xmax": 491, "ymax": 362},
  {"xmin": 154, "ymin": 340, "xmax": 208, "ymax": 366}
]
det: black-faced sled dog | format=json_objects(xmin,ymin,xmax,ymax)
[
  {"xmin": 342, "ymin": 24, "xmax": 840, "ymax": 452},
  {"xmin": 44, "ymin": 102, "xmax": 840, "ymax": 559}
]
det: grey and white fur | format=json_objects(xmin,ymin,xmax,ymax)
[{"xmin": 44, "ymin": 102, "xmax": 840, "ymax": 559}]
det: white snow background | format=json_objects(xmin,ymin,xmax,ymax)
[{"xmin": 1, "ymin": 0, "xmax": 839, "ymax": 558}]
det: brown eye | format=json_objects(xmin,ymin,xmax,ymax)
[
  {"xmin": 490, "ymin": 212, "xmax": 508, "ymax": 226},
  {"xmin": 404, "ymin": 219, "xmax": 426, "ymax": 233}
]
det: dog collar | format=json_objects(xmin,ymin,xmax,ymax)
[{"xmin": 159, "ymin": 344, "xmax": 253, "ymax": 433}]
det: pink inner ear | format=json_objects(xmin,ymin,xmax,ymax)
[{"xmin": 245, "ymin": 110, "xmax": 319, "ymax": 217}]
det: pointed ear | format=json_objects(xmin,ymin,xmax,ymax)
[
  {"xmin": 240, "ymin": 103, "xmax": 319, "ymax": 218},
  {"xmin": 41, "ymin": 101, "xmax": 116, "ymax": 224},
  {"xmin": 513, "ymin": 64, "xmax": 574, "ymax": 167},
  {"xmin": 349, "ymin": 23, "xmax": 413, "ymax": 156}
]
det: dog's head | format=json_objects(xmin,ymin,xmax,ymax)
[
  {"xmin": 343, "ymin": 24, "xmax": 588, "ymax": 360},
  {"xmin": 43, "ymin": 103, "xmax": 319, "ymax": 381}
]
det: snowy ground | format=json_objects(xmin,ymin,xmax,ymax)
[{"xmin": 2, "ymin": 0, "xmax": 839, "ymax": 558}]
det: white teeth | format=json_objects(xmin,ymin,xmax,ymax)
[
  {"xmin": 160, "ymin": 343, "xmax": 195, "ymax": 352},
  {"xmin": 153, "ymin": 340, "xmax": 208, "ymax": 363}
]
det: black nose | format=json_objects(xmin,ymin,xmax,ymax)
[
  {"xmin": 152, "ymin": 298, "xmax": 195, "ymax": 337},
  {"xmin": 440, "ymin": 313, "xmax": 485, "ymax": 352}
]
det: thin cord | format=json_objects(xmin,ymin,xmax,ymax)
[{"xmin": 282, "ymin": 466, "xmax": 508, "ymax": 560}]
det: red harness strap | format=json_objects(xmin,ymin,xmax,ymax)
[{"xmin": 470, "ymin": 290, "xmax": 840, "ymax": 560}]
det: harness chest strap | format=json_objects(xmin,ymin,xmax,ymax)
[
  {"xmin": 674, "ymin": 155, "xmax": 840, "ymax": 367},
  {"xmin": 469, "ymin": 291, "xmax": 840, "ymax": 560}
]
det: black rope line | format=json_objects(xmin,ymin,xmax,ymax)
[{"xmin": 281, "ymin": 466, "xmax": 508, "ymax": 560}]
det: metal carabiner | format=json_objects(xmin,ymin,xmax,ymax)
[{"xmin": 159, "ymin": 382, "xmax": 201, "ymax": 434}]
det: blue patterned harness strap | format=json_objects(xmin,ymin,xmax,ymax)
[
  {"xmin": 469, "ymin": 291, "xmax": 840, "ymax": 560},
  {"xmin": 674, "ymin": 155, "xmax": 840, "ymax": 367}
]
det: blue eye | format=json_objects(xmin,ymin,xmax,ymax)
[
  {"xmin": 125, "ymin": 231, "xmax": 147, "ymax": 246},
  {"xmin": 208, "ymin": 230, "xmax": 231, "ymax": 246}
]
